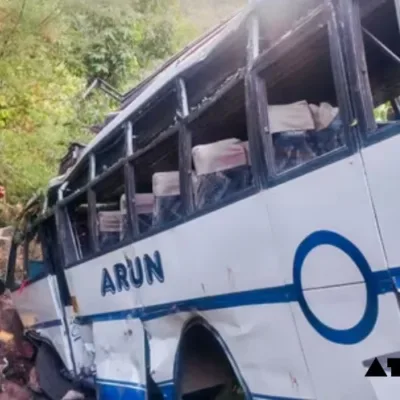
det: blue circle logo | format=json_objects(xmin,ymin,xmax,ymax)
[{"xmin": 293, "ymin": 230, "xmax": 379, "ymax": 345}]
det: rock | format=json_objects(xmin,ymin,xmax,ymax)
[
  {"xmin": 0, "ymin": 381, "xmax": 31, "ymax": 400},
  {"xmin": 0, "ymin": 291, "xmax": 35, "ymax": 386}
]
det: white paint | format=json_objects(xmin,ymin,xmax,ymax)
[
  {"xmin": 267, "ymin": 155, "xmax": 387, "ymax": 289},
  {"xmin": 292, "ymin": 289, "xmax": 400, "ymax": 400},
  {"xmin": 300, "ymin": 244, "xmax": 364, "ymax": 289},
  {"xmin": 361, "ymin": 133, "xmax": 400, "ymax": 268},
  {"xmin": 303, "ymin": 283, "xmax": 367, "ymax": 330},
  {"xmin": 366, "ymin": 377, "xmax": 400, "ymax": 400},
  {"xmin": 93, "ymin": 319, "xmax": 146, "ymax": 386}
]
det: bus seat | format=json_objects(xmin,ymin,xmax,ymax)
[
  {"xmin": 152, "ymin": 171, "xmax": 183, "ymax": 226},
  {"xmin": 269, "ymin": 101, "xmax": 316, "ymax": 172},
  {"xmin": 192, "ymin": 138, "xmax": 251, "ymax": 209},
  {"xmin": 268, "ymin": 100, "xmax": 316, "ymax": 134},
  {"xmin": 98, "ymin": 211, "xmax": 123, "ymax": 248},
  {"xmin": 120, "ymin": 193, "xmax": 154, "ymax": 234},
  {"xmin": 309, "ymin": 102, "xmax": 343, "ymax": 155}
]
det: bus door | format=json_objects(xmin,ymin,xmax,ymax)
[
  {"xmin": 5, "ymin": 217, "xmax": 76, "ymax": 373},
  {"xmin": 350, "ymin": 0, "xmax": 400, "ymax": 288}
]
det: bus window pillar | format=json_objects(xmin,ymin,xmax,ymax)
[
  {"xmin": 88, "ymin": 153, "xmax": 100, "ymax": 253},
  {"xmin": 395, "ymin": 0, "xmax": 400, "ymax": 36},
  {"xmin": 245, "ymin": 9, "xmax": 269, "ymax": 187},
  {"xmin": 324, "ymin": 0, "xmax": 357, "ymax": 150},
  {"xmin": 177, "ymin": 78, "xmax": 195, "ymax": 215},
  {"xmin": 331, "ymin": 0, "xmax": 376, "ymax": 134},
  {"xmin": 124, "ymin": 122, "xmax": 139, "ymax": 238}
]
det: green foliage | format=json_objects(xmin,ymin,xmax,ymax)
[
  {"xmin": 0, "ymin": 0, "xmax": 200, "ymax": 220},
  {"xmin": 0, "ymin": 0, "xmax": 241, "ymax": 225},
  {"xmin": 374, "ymin": 102, "xmax": 392, "ymax": 122}
]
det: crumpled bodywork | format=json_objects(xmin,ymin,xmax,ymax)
[{"xmin": 0, "ymin": 290, "xmax": 94, "ymax": 400}]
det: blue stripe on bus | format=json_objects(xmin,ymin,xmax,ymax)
[
  {"xmin": 96, "ymin": 379, "xmax": 146, "ymax": 400},
  {"xmin": 157, "ymin": 381, "xmax": 174, "ymax": 399},
  {"xmin": 75, "ymin": 265, "xmax": 400, "ymax": 327},
  {"xmin": 96, "ymin": 379, "xmax": 312, "ymax": 400},
  {"xmin": 252, "ymin": 394, "xmax": 314, "ymax": 400},
  {"xmin": 29, "ymin": 319, "xmax": 63, "ymax": 330},
  {"xmin": 76, "ymin": 283, "xmax": 296, "ymax": 324}
]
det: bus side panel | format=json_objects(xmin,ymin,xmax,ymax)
[
  {"xmin": 11, "ymin": 276, "xmax": 73, "ymax": 371},
  {"xmin": 144, "ymin": 304, "xmax": 316, "ymax": 400},
  {"xmin": 361, "ymin": 133, "xmax": 400, "ymax": 272},
  {"xmin": 202, "ymin": 305, "xmax": 315, "ymax": 399},
  {"xmin": 66, "ymin": 194, "xmax": 315, "ymax": 399},
  {"xmin": 125, "ymin": 194, "xmax": 316, "ymax": 398},
  {"xmin": 66, "ymin": 195, "xmax": 288, "ymax": 314},
  {"xmin": 266, "ymin": 155, "xmax": 398, "ymax": 399},
  {"xmin": 267, "ymin": 156, "xmax": 388, "ymax": 287},
  {"xmin": 290, "ymin": 285, "xmax": 400, "ymax": 400},
  {"xmin": 93, "ymin": 319, "xmax": 146, "ymax": 400}
]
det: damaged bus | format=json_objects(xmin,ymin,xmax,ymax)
[{"xmin": 5, "ymin": 0, "xmax": 400, "ymax": 399}]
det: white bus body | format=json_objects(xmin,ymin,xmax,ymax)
[{"xmin": 6, "ymin": 1, "xmax": 400, "ymax": 399}]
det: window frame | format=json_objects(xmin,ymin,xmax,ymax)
[
  {"xmin": 5, "ymin": 224, "xmax": 51, "ymax": 291},
  {"xmin": 181, "ymin": 73, "xmax": 259, "ymax": 215},
  {"xmin": 5, "ymin": 239, "xmax": 24, "ymax": 291},
  {"xmin": 24, "ymin": 228, "xmax": 48, "ymax": 283},
  {"xmin": 60, "ymin": 159, "xmax": 134, "ymax": 268},
  {"xmin": 248, "ymin": 1, "xmax": 356, "ymax": 186},
  {"xmin": 337, "ymin": 0, "xmax": 400, "ymax": 147}
]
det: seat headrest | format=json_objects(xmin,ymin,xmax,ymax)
[
  {"xmin": 153, "ymin": 171, "xmax": 180, "ymax": 197},
  {"xmin": 120, "ymin": 193, "xmax": 154, "ymax": 215},
  {"xmin": 98, "ymin": 211, "xmax": 122, "ymax": 233},
  {"xmin": 268, "ymin": 100, "xmax": 315, "ymax": 133},
  {"xmin": 192, "ymin": 138, "xmax": 248, "ymax": 176},
  {"xmin": 309, "ymin": 102, "xmax": 339, "ymax": 130}
]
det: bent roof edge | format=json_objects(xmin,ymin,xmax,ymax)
[{"xmin": 62, "ymin": 5, "xmax": 251, "ymax": 185}]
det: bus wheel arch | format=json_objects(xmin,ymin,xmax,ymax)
[{"xmin": 173, "ymin": 316, "xmax": 250, "ymax": 399}]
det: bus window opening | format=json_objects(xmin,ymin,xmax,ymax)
[
  {"xmin": 188, "ymin": 79, "xmax": 253, "ymax": 210},
  {"xmin": 66, "ymin": 194, "xmax": 90, "ymax": 261},
  {"xmin": 360, "ymin": 0, "xmax": 400, "ymax": 128},
  {"xmin": 94, "ymin": 167, "xmax": 127, "ymax": 250},
  {"xmin": 259, "ymin": 14, "xmax": 345, "ymax": 174},
  {"xmin": 26, "ymin": 232, "xmax": 45, "ymax": 281},
  {"xmin": 134, "ymin": 133, "xmax": 183, "ymax": 231}
]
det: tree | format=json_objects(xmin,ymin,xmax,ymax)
[{"xmin": 0, "ymin": 0, "xmax": 194, "ymax": 215}]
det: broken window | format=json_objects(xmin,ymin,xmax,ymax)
[
  {"xmin": 188, "ymin": 79, "xmax": 254, "ymax": 210},
  {"xmin": 93, "ymin": 167, "xmax": 127, "ymax": 251},
  {"xmin": 360, "ymin": 0, "xmax": 400, "ymax": 127},
  {"xmin": 26, "ymin": 232, "xmax": 45, "ymax": 281},
  {"xmin": 133, "ymin": 132, "xmax": 182, "ymax": 232},
  {"xmin": 258, "ymin": 7, "xmax": 346, "ymax": 174}
]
